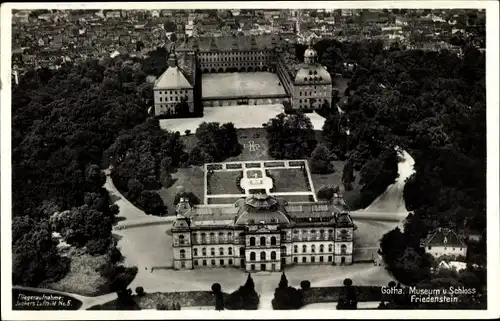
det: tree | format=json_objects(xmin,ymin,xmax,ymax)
[
  {"xmin": 170, "ymin": 33, "xmax": 178, "ymax": 42},
  {"xmin": 342, "ymin": 160, "xmax": 355, "ymax": 191},
  {"xmin": 300, "ymin": 280, "xmax": 311, "ymax": 290},
  {"xmin": 173, "ymin": 191, "xmax": 201, "ymax": 206},
  {"xmin": 321, "ymin": 109, "xmax": 348, "ymax": 160},
  {"xmin": 135, "ymin": 286, "xmax": 145, "ymax": 296},
  {"xmin": 266, "ymin": 113, "xmax": 317, "ymax": 159},
  {"xmin": 244, "ymin": 273, "xmax": 255, "ymax": 291},
  {"xmin": 310, "ymin": 144, "xmax": 334, "ymax": 174},
  {"xmin": 211, "ymin": 283, "xmax": 224, "ymax": 310},
  {"xmin": 279, "ymin": 272, "xmax": 288, "ymax": 289},
  {"xmin": 316, "ymin": 185, "xmax": 340, "ymax": 201},
  {"xmin": 135, "ymin": 191, "xmax": 167, "ymax": 216},
  {"xmin": 337, "ymin": 278, "xmax": 357, "ymax": 310}
]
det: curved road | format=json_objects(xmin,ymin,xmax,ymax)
[{"xmin": 20, "ymin": 151, "xmax": 415, "ymax": 310}]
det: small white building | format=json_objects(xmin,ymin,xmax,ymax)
[{"xmin": 421, "ymin": 228, "xmax": 467, "ymax": 259}]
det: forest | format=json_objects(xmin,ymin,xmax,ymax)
[
  {"xmin": 11, "ymin": 55, "xmax": 153, "ymax": 288},
  {"xmin": 311, "ymin": 39, "xmax": 486, "ymax": 304}
]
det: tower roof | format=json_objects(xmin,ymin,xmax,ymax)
[{"xmin": 154, "ymin": 62, "xmax": 193, "ymax": 90}]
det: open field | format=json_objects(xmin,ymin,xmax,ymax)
[
  {"xmin": 159, "ymin": 105, "xmax": 327, "ymax": 134},
  {"xmin": 206, "ymin": 170, "xmax": 244, "ymax": 195},
  {"xmin": 266, "ymin": 168, "xmax": 311, "ymax": 193},
  {"xmin": 202, "ymin": 72, "xmax": 286, "ymax": 98}
]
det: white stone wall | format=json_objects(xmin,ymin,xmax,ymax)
[
  {"xmin": 154, "ymin": 88, "xmax": 194, "ymax": 115},
  {"xmin": 426, "ymin": 246, "xmax": 467, "ymax": 258}
]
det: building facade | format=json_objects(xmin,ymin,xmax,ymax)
[
  {"xmin": 153, "ymin": 34, "xmax": 334, "ymax": 117},
  {"xmin": 421, "ymin": 227, "xmax": 467, "ymax": 259},
  {"xmin": 172, "ymin": 193, "xmax": 355, "ymax": 271}
]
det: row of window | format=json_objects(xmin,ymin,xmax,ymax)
[
  {"xmin": 190, "ymin": 247, "xmax": 234, "ymax": 257},
  {"xmin": 194, "ymin": 259, "xmax": 234, "ymax": 267},
  {"xmin": 199, "ymin": 51, "xmax": 271, "ymax": 57},
  {"xmin": 293, "ymin": 244, "xmax": 347, "ymax": 254},
  {"xmin": 248, "ymin": 251, "xmax": 278, "ymax": 261},
  {"xmin": 157, "ymin": 90, "xmax": 189, "ymax": 95},
  {"xmin": 298, "ymin": 91, "xmax": 330, "ymax": 97},
  {"xmin": 293, "ymin": 256, "xmax": 333, "ymax": 263},
  {"xmin": 248, "ymin": 236, "xmax": 277, "ymax": 246},
  {"xmin": 159, "ymin": 96, "xmax": 186, "ymax": 102},
  {"xmin": 200, "ymin": 55, "xmax": 271, "ymax": 62},
  {"xmin": 298, "ymin": 98, "xmax": 330, "ymax": 104},
  {"xmin": 200, "ymin": 62, "xmax": 269, "ymax": 68},
  {"xmin": 427, "ymin": 246, "xmax": 463, "ymax": 251}
]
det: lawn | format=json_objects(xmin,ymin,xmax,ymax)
[
  {"xmin": 266, "ymin": 168, "xmax": 311, "ymax": 193},
  {"xmin": 277, "ymin": 194, "xmax": 315, "ymax": 203},
  {"xmin": 46, "ymin": 248, "xmax": 111, "ymax": 296},
  {"xmin": 310, "ymin": 161, "xmax": 363, "ymax": 210},
  {"xmin": 206, "ymin": 170, "xmax": 244, "ymax": 195},
  {"xmin": 157, "ymin": 167, "xmax": 205, "ymax": 215}
]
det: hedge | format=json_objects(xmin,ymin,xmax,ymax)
[{"xmin": 301, "ymin": 286, "xmax": 383, "ymax": 305}]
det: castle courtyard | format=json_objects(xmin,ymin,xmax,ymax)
[{"xmin": 201, "ymin": 72, "xmax": 286, "ymax": 98}]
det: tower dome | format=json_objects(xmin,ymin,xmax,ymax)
[{"xmin": 304, "ymin": 47, "xmax": 318, "ymax": 64}]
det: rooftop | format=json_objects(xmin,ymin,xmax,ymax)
[
  {"xmin": 422, "ymin": 228, "xmax": 466, "ymax": 248},
  {"xmin": 178, "ymin": 34, "xmax": 281, "ymax": 52}
]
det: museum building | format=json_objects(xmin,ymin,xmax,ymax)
[
  {"xmin": 153, "ymin": 34, "xmax": 333, "ymax": 117},
  {"xmin": 171, "ymin": 193, "xmax": 355, "ymax": 272}
]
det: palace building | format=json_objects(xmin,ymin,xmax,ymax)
[
  {"xmin": 171, "ymin": 193, "xmax": 355, "ymax": 272},
  {"xmin": 153, "ymin": 34, "xmax": 333, "ymax": 117}
]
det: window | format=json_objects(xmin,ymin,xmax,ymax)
[
  {"xmin": 328, "ymin": 229, "xmax": 333, "ymax": 235},
  {"xmin": 341, "ymin": 244, "xmax": 347, "ymax": 255},
  {"xmin": 228, "ymin": 232, "xmax": 233, "ymax": 241},
  {"xmin": 272, "ymin": 263, "xmax": 276, "ymax": 271},
  {"xmin": 211, "ymin": 259, "xmax": 216, "ymax": 266},
  {"xmin": 299, "ymin": 99, "xmax": 302, "ymax": 103},
  {"xmin": 271, "ymin": 236, "xmax": 277, "ymax": 246},
  {"xmin": 260, "ymin": 236, "xmax": 266, "ymax": 246},
  {"xmin": 452, "ymin": 248, "xmax": 455, "ymax": 251},
  {"xmin": 260, "ymin": 251, "xmax": 266, "ymax": 260},
  {"xmin": 220, "ymin": 259, "xmax": 224, "ymax": 266},
  {"xmin": 240, "ymin": 247, "xmax": 245, "ymax": 256},
  {"xmin": 311, "ymin": 245, "xmax": 316, "ymax": 253},
  {"xmin": 180, "ymin": 249, "xmax": 186, "ymax": 259},
  {"xmin": 203, "ymin": 260, "xmax": 207, "ymax": 266},
  {"xmin": 320, "ymin": 256, "xmax": 324, "ymax": 262},
  {"xmin": 193, "ymin": 248, "xmax": 198, "ymax": 256},
  {"xmin": 159, "ymin": 97, "xmax": 162, "ymax": 102},
  {"xmin": 302, "ymin": 257, "xmax": 307, "ymax": 263},
  {"xmin": 328, "ymin": 244, "xmax": 333, "ymax": 252},
  {"xmin": 179, "ymin": 235, "xmax": 184, "ymax": 245},
  {"xmin": 211, "ymin": 248, "xmax": 215, "ymax": 256},
  {"xmin": 219, "ymin": 232, "xmax": 224, "ymax": 240},
  {"xmin": 201, "ymin": 233, "xmax": 206, "ymax": 243},
  {"xmin": 228, "ymin": 247, "xmax": 233, "ymax": 255},
  {"xmin": 219, "ymin": 247, "xmax": 224, "ymax": 256},
  {"xmin": 311, "ymin": 256, "xmax": 315, "ymax": 263},
  {"xmin": 250, "ymin": 252, "xmax": 256, "ymax": 261},
  {"xmin": 428, "ymin": 246, "xmax": 432, "ymax": 250},
  {"xmin": 294, "ymin": 257, "xmax": 298, "ymax": 263},
  {"xmin": 210, "ymin": 233, "xmax": 215, "ymax": 243},
  {"xmin": 328, "ymin": 256, "xmax": 332, "ymax": 262},
  {"xmin": 294, "ymin": 245, "xmax": 298, "ymax": 253},
  {"xmin": 202, "ymin": 248, "xmax": 207, "ymax": 256},
  {"xmin": 299, "ymin": 91, "xmax": 302, "ymax": 96},
  {"xmin": 194, "ymin": 260, "xmax": 199, "ymax": 266},
  {"xmin": 320, "ymin": 230, "xmax": 325, "ymax": 237},
  {"xmin": 302, "ymin": 245, "xmax": 307, "ymax": 253},
  {"xmin": 181, "ymin": 261, "xmax": 185, "ymax": 268},
  {"xmin": 229, "ymin": 259, "xmax": 233, "ymax": 265},
  {"xmin": 251, "ymin": 264, "xmax": 255, "ymax": 271},
  {"xmin": 250, "ymin": 237, "xmax": 256, "ymax": 246},
  {"xmin": 320, "ymin": 245, "xmax": 324, "ymax": 253},
  {"xmin": 271, "ymin": 251, "xmax": 276, "ymax": 260}
]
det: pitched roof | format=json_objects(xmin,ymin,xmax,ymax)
[
  {"xmin": 154, "ymin": 66, "xmax": 193, "ymax": 89},
  {"xmin": 179, "ymin": 34, "xmax": 280, "ymax": 52},
  {"xmin": 422, "ymin": 228, "xmax": 466, "ymax": 248}
]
